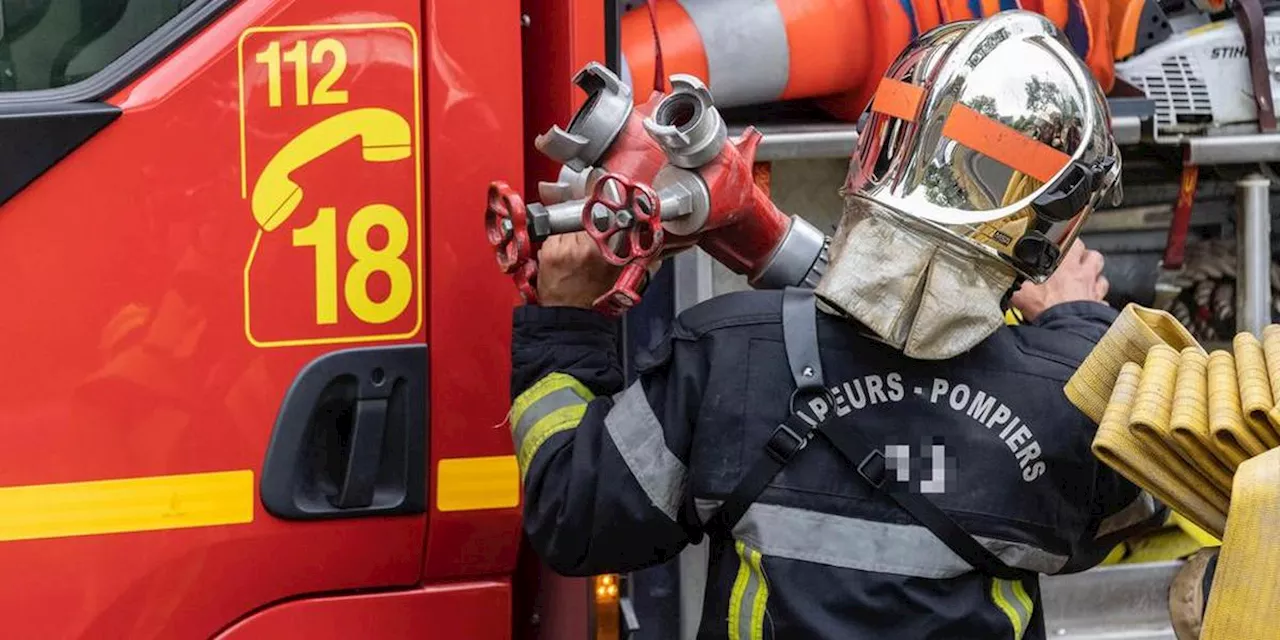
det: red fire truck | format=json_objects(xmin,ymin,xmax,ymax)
[{"xmin": 0, "ymin": 0, "xmax": 582, "ymax": 636}]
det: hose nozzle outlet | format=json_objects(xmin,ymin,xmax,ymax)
[
  {"xmin": 534, "ymin": 62, "xmax": 634, "ymax": 171},
  {"xmin": 643, "ymin": 75, "xmax": 727, "ymax": 169}
]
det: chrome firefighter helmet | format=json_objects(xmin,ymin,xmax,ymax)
[{"xmin": 847, "ymin": 10, "xmax": 1121, "ymax": 283}]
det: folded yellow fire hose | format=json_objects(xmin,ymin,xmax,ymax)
[
  {"xmin": 1200, "ymin": 447, "xmax": 1280, "ymax": 640},
  {"xmin": 1065, "ymin": 304, "xmax": 1280, "ymax": 636}
]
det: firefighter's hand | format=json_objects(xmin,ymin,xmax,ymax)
[
  {"xmin": 536, "ymin": 232, "xmax": 623, "ymax": 309},
  {"xmin": 1010, "ymin": 239, "xmax": 1109, "ymax": 322}
]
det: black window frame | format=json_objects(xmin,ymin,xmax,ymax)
[{"xmin": 0, "ymin": 0, "xmax": 237, "ymax": 105}]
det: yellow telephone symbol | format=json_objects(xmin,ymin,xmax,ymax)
[{"xmin": 250, "ymin": 107, "xmax": 412, "ymax": 231}]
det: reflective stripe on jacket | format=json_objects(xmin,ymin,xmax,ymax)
[{"xmin": 509, "ymin": 292, "xmax": 1164, "ymax": 640}]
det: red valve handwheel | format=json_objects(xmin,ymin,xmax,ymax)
[
  {"xmin": 582, "ymin": 173, "xmax": 665, "ymax": 267},
  {"xmin": 485, "ymin": 181, "xmax": 535, "ymax": 274},
  {"xmin": 513, "ymin": 260, "xmax": 540, "ymax": 305},
  {"xmin": 592, "ymin": 263, "xmax": 649, "ymax": 316}
]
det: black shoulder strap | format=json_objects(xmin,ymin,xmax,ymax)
[
  {"xmin": 704, "ymin": 288, "xmax": 827, "ymax": 537},
  {"xmin": 783, "ymin": 286, "xmax": 826, "ymax": 393},
  {"xmin": 707, "ymin": 288, "xmax": 1028, "ymax": 580},
  {"xmin": 819, "ymin": 408, "xmax": 1029, "ymax": 580}
]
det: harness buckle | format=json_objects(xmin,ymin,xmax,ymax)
[
  {"xmin": 765, "ymin": 423, "xmax": 808, "ymax": 463},
  {"xmin": 857, "ymin": 449, "xmax": 887, "ymax": 489}
]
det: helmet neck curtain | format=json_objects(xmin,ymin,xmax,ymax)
[{"xmin": 816, "ymin": 196, "xmax": 1016, "ymax": 360}]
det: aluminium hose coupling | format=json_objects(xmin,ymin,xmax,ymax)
[
  {"xmin": 642, "ymin": 75, "xmax": 728, "ymax": 169},
  {"xmin": 534, "ymin": 62, "xmax": 634, "ymax": 171}
]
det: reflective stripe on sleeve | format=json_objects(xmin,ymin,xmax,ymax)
[
  {"xmin": 991, "ymin": 577, "xmax": 1033, "ymax": 640},
  {"xmin": 605, "ymin": 381, "xmax": 689, "ymax": 521},
  {"xmin": 1095, "ymin": 492, "xmax": 1158, "ymax": 539},
  {"xmin": 513, "ymin": 387, "xmax": 588, "ymax": 445},
  {"xmin": 696, "ymin": 497, "xmax": 721, "ymax": 524},
  {"xmin": 732, "ymin": 502, "xmax": 1068, "ymax": 578},
  {"xmin": 510, "ymin": 373, "xmax": 595, "ymax": 478},
  {"xmin": 729, "ymin": 540, "xmax": 770, "ymax": 640}
]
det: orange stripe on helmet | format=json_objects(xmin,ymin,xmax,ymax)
[
  {"xmin": 942, "ymin": 104, "xmax": 1072, "ymax": 184},
  {"xmin": 981, "ymin": 0, "xmax": 1002, "ymax": 15},
  {"xmin": 870, "ymin": 77, "xmax": 925, "ymax": 122}
]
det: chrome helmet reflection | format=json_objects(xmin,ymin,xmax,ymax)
[{"xmin": 847, "ymin": 10, "xmax": 1121, "ymax": 283}]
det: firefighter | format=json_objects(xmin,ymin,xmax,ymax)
[{"xmin": 508, "ymin": 11, "xmax": 1163, "ymax": 639}]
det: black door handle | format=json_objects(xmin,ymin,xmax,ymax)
[
  {"xmin": 261, "ymin": 345, "xmax": 427, "ymax": 521},
  {"xmin": 330, "ymin": 397, "xmax": 388, "ymax": 509}
]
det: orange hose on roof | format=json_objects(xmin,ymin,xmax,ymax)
[
  {"xmin": 622, "ymin": 0, "xmax": 892, "ymax": 117},
  {"xmin": 940, "ymin": 0, "xmax": 978, "ymax": 21},
  {"xmin": 777, "ymin": 0, "xmax": 872, "ymax": 100},
  {"xmin": 912, "ymin": 0, "xmax": 942, "ymax": 32},
  {"xmin": 1042, "ymin": 0, "xmax": 1069, "ymax": 28},
  {"xmin": 817, "ymin": 0, "xmax": 912, "ymax": 120},
  {"xmin": 620, "ymin": 0, "xmax": 709, "ymax": 96},
  {"xmin": 620, "ymin": 0, "xmax": 1117, "ymax": 122},
  {"xmin": 1078, "ymin": 0, "xmax": 1115, "ymax": 92},
  {"xmin": 1109, "ymin": 0, "xmax": 1145, "ymax": 60}
]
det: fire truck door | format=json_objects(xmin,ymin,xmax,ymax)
[{"xmin": 0, "ymin": 0, "xmax": 435, "ymax": 637}]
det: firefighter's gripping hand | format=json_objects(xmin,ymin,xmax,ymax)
[
  {"xmin": 536, "ymin": 232, "xmax": 624, "ymax": 309},
  {"xmin": 1010, "ymin": 239, "xmax": 1110, "ymax": 322}
]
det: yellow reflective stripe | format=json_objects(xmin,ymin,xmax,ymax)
[
  {"xmin": 991, "ymin": 579, "xmax": 1022, "ymax": 639},
  {"xmin": 747, "ymin": 547, "xmax": 769, "ymax": 640},
  {"xmin": 509, "ymin": 372, "xmax": 593, "ymax": 428},
  {"xmin": 516, "ymin": 404, "xmax": 587, "ymax": 478},
  {"xmin": 436, "ymin": 455, "xmax": 519, "ymax": 512},
  {"xmin": 510, "ymin": 372, "xmax": 595, "ymax": 479},
  {"xmin": 729, "ymin": 541, "xmax": 769, "ymax": 640},
  {"xmin": 991, "ymin": 578, "xmax": 1032, "ymax": 640},
  {"xmin": 1012, "ymin": 580, "xmax": 1033, "ymax": 622},
  {"xmin": 0, "ymin": 470, "xmax": 253, "ymax": 542},
  {"xmin": 729, "ymin": 541, "xmax": 753, "ymax": 640}
]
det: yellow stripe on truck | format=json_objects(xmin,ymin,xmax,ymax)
[
  {"xmin": 0, "ymin": 470, "xmax": 253, "ymax": 542},
  {"xmin": 437, "ymin": 455, "xmax": 520, "ymax": 512}
]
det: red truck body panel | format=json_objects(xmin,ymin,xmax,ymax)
[
  {"xmin": 421, "ymin": 0, "xmax": 526, "ymax": 583},
  {"xmin": 0, "ymin": 0, "xmax": 522, "ymax": 636},
  {"xmin": 216, "ymin": 581, "xmax": 512, "ymax": 639}
]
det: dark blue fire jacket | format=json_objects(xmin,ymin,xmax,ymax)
[{"xmin": 508, "ymin": 290, "xmax": 1163, "ymax": 640}]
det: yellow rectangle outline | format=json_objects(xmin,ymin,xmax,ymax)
[
  {"xmin": 238, "ymin": 22, "xmax": 425, "ymax": 349},
  {"xmin": 436, "ymin": 455, "xmax": 521, "ymax": 512},
  {"xmin": 0, "ymin": 470, "xmax": 254, "ymax": 543}
]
